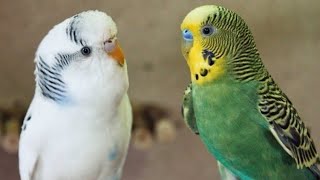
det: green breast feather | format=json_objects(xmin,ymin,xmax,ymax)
[{"xmin": 188, "ymin": 74, "xmax": 319, "ymax": 179}]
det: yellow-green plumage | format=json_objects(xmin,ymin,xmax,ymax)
[{"xmin": 181, "ymin": 5, "xmax": 320, "ymax": 179}]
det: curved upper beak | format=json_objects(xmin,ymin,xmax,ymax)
[{"xmin": 105, "ymin": 40, "xmax": 125, "ymax": 66}]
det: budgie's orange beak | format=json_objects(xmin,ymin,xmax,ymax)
[{"xmin": 106, "ymin": 40, "xmax": 125, "ymax": 66}]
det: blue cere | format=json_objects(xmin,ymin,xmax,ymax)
[{"xmin": 182, "ymin": 29, "xmax": 193, "ymax": 41}]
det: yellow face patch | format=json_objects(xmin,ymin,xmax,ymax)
[
  {"xmin": 181, "ymin": 5, "xmax": 226, "ymax": 85},
  {"xmin": 187, "ymin": 42, "xmax": 226, "ymax": 85}
]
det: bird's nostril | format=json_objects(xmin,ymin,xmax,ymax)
[{"xmin": 105, "ymin": 39, "xmax": 113, "ymax": 44}]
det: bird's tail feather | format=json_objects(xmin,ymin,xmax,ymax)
[{"xmin": 309, "ymin": 164, "xmax": 320, "ymax": 179}]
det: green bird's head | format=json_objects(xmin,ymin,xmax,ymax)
[{"xmin": 181, "ymin": 5, "xmax": 261, "ymax": 85}]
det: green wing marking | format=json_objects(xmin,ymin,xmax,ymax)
[{"xmin": 182, "ymin": 83, "xmax": 199, "ymax": 135}]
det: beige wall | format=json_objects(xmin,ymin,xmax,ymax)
[{"xmin": 0, "ymin": 1, "xmax": 319, "ymax": 179}]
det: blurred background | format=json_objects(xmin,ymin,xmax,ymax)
[{"xmin": 0, "ymin": 0, "xmax": 320, "ymax": 179}]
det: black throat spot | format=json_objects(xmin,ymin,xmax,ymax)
[
  {"xmin": 202, "ymin": 49, "xmax": 215, "ymax": 66},
  {"xmin": 200, "ymin": 68, "xmax": 208, "ymax": 77}
]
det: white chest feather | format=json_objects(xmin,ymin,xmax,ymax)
[{"xmin": 19, "ymin": 94, "xmax": 132, "ymax": 180}]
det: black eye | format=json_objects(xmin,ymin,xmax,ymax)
[
  {"xmin": 201, "ymin": 26, "xmax": 215, "ymax": 36},
  {"xmin": 81, "ymin": 46, "xmax": 91, "ymax": 56}
]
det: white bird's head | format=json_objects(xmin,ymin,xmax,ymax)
[{"xmin": 34, "ymin": 10, "xmax": 128, "ymax": 106}]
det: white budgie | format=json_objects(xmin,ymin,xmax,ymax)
[{"xmin": 19, "ymin": 10, "xmax": 132, "ymax": 180}]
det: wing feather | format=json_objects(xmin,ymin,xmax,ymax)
[
  {"xmin": 257, "ymin": 75, "xmax": 319, "ymax": 173},
  {"xmin": 181, "ymin": 83, "xmax": 199, "ymax": 135},
  {"xmin": 18, "ymin": 102, "xmax": 40, "ymax": 180}
]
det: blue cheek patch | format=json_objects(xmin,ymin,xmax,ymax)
[
  {"xmin": 112, "ymin": 175, "xmax": 120, "ymax": 180},
  {"xmin": 108, "ymin": 148, "xmax": 118, "ymax": 161},
  {"xmin": 182, "ymin": 29, "xmax": 193, "ymax": 41}
]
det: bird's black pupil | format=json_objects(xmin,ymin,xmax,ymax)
[
  {"xmin": 81, "ymin": 46, "xmax": 91, "ymax": 56},
  {"xmin": 203, "ymin": 27, "xmax": 211, "ymax": 35}
]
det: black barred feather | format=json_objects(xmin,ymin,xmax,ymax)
[
  {"xmin": 256, "ymin": 72, "xmax": 319, "ymax": 171},
  {"xmin": 36, "ymin": 52, "xmax": 78, "ymax": 103},
  {"xmin": 37, "ymin": 15, "xmax": 86, "ymax": 103},
  {"xmin": 36, "ymin": 57, "xmax": 67, "ymax": 102},
  {"xmin": 66, "ymin": 15, "xmax": 87, "ymax": 45}
]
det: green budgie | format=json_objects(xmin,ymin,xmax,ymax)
[{"xmin": 180, "ymin": 5, "xmax": 320, "ymax": 180}]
